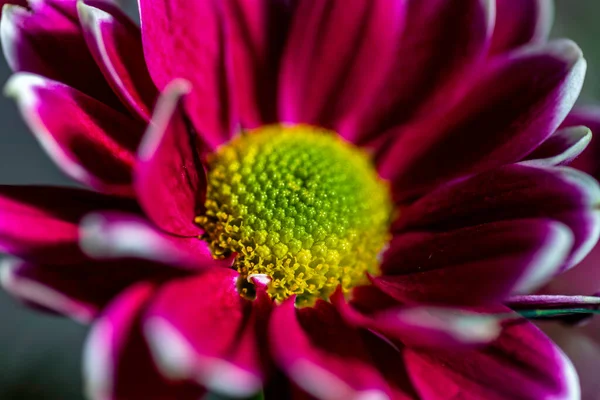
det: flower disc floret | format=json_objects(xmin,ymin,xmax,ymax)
[{"xmin": 197, "ymin": 125, "xmax": 392, "ymax": 305}]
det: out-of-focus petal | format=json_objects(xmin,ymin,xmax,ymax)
[
  {"xmin": 395, "ymin": 165, "xmax": 600, "ymax": 270},
  {"xmin": 379, "ymin": 40, "xmax": 585, "ymax": 199},
  {"xmin": 222, "ymin": 0, "xmax": 296, "ymax": 127},
  {"xmin": 543, "ymin": 321, "xmax": 600, "ymax": 400},
  {"xmin": 135, "ymin": 80, "xmax": 206, "ymax": 237},
  {"xmin": 490, "ymin": 0, "xmax": 554, "ymax": 54},
  {"xmin": 378, "ymin": 219, "xmax": 573, "ymax": 305},
  {"xmin": 0, "ymin": 185, "xmax": 136, "ymax": 264},
  {"xmin": 84, "ymin": 283, "xmax": 204, "ymax": 400},
  {"xmin": 1, "ymin": 1, "xmax": 121, "ymax": 107},
  {"xmin": 270, "ymin": 298, "xmax": 393, "ymax": 400},
  {"xmin": 78, "ymin": 0, "xmax": 158, "ymax": 121},
  {"xmin": 353, "ymin": 0, "xmax": 493, "ymax": 143},
  {"xmin": 332, "ymin": 290, "xmax": 502, "ymax": 348},
  {"xmin": 138, "ymin": 0, "xmax": 234, "ymax": 148},
  {"xmin": 145, "ymin": 268, "xmax": 268, "ymax": 398},
  {"xmin": 5, "ymin": 73, "xmax": 144, "ymax": 196},
  {"xmin": 521, "ymin": 126, "xmax": 591, "ymax": 167},
  {"xmin": 404, "ymin": 320, "xmax": 579, "ymax": 400},
  {"xmin": 1, "ymin": 257, "xmax": 189, "ymax": 322},
  {"xmin": 279, "ymin": 0, "xmax": 406, "ymax": 138},
  {"xmin": 79, "ymin": 212, "xmax": 216, "ymax": 269}
]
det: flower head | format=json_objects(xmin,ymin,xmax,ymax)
[{"xmin": 0, "ymin": 0, "xmax": 598, "ymax": 399}]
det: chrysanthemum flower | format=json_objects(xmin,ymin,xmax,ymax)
[{"xmin": 0, "ymin": 0, "xmax": 598, "ymax": 398}]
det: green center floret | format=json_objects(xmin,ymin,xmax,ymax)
[{"xmin": 196, "ymin": 125, "xmax": 392, "ymax": 305}]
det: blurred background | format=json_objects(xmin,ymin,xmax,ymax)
[{"xmin": 0, "ymin": 1, "xmax": 598, "ymax": 398}]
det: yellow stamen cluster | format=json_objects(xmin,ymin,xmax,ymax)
[{"xmin": 196, "ymin": 125, "xmax": 392, "ymax": 305}]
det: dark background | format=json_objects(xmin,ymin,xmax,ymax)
[{"xmin": 0, "ymin": 1, "xmax": 598, "ymax": 398}]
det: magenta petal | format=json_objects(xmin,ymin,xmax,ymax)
[
  {"xmin": 1, "ymin": 257, "xmax": 99, "ymax": 323},
  {"xmin": 1, "ymin": 2, "xmax": 121, "ymax": 107},
  {"xmin": 138, "ymin": 0, "xmax": 234, "ymax": 148},
  {"xmin": 379, "ymin": 40, "xmax": 586, "ymax": 199},
  {"xmin": 6, "ymin": 73, "xmax": 145, "ymax": 196},
  {"xmin": 145, "ymin": 268, "xmax": 267, "ymax": 397},
  {"xmin": 135, "ymin": 80, "xmax": 206, "ymax": 237},
  {"xmin": 80, "ymin": 212, "xmax": 216, "ymax": 269},
  {"xmin": 270, "ymin": 298, "xmax": 392, "ymax": 399},
  {"xmin": 404, "ymin": 320, "xmax": 579, "ymax": 400},
  {"xmin": 395, "ymin": 164, "xmax": 600, "ymax": 270},
  {"xmin": 0, "ymin": 185, "xmax": 136, "ymax": 264},
  {"xmin": 378, "ymin": 219, "xmax": 572, "ymax": 305},
  {"xmin": 521, "ymin": 126, "xmax": 592, "ymax": 167},
  {"xmin": 84, "ymin": 283, "xmax": 204, "ymax": 400},
  {"xmin": 280, "ymin": 0, "xmax": 405, "ymax": 136},
  {"xmin": 333, "ymin": 290, "xmax": 502, "ymax": 349},
  {"xmin": 1, "ymin": 256, "xmax": 189, "ymax": 321},
  {"xmin": 78, "ymin": 0, "xmax": 158, "ymax": 121},
  {"xmin": 491, "ymin": 0, "xmax": 554, "ymax": 54},
  {"xmin": 222, "ymin": 0, "xmax": 296, "ymax": 127},
  {"xmin": 354, "ymin": 0, "xmax": 493, "ymax": 143}
]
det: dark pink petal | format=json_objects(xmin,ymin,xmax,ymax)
[
  {"xmin": 84, "ymin": 283, "xmax": 204, "ymax": 400},
  {"xmin": 352, "ymin": 0, "xmax": 493, "ymax": 143},
  {"xmin": 6, "ymin": 73, "xmax": 145, "ymax": 196},
  {"xmin": 491, "ymin": 0, "xmax": 554, "ymax": 54},
  {"xmin": 379, "ymin": 40, "xmax": 586, "ymax": 199},
  {"xmin": 0, "ymin": 185, "xmax": 136, "ymax": 264},
  {"xmin": 521, "ymin": 126, "xmax": 591, "ymax": 167},
  {"xmin": 404, "ymin": 320, "xmax": 579, "ymax": 400},
  {"xmin": 138, "ymin": 0, "xmax": 234, "ymax": 148},
  {"xmin": 561, "ymin": 106, "xmax": 600, "ymax": 177},
  {"xmin": 270, "ymin": 298, "xmax": 393, "ymax": 399},
  {"xmin": 222, "ymin": 0, "xmax": 297, "ymax": 127},
  {"xmin": 135, "ymin": 80, "xmax": 206, "ymax": 237},
  {"xmin": 395, "ymin": 164, "xmax": 600, "ymax": 270},
  {"xmin": 78, "ymin": 0, "xmax": 158, "ymax": 121},
  {"xmin": 378, "ymin": 219, "xmax": 572, "ymax": 305},
  {"xmin": 332, "ymin": 290, "xmax": 502, "ymax": 349},
  {"xmin": 80, "ymin": 212, "xmax": 217, "ymax": 270},
  {"xmin": 280, "ymin": 0, "xmax": 406, "ymax": 136},
  {"xmin": 1, "ymin": 2, "xmax": 121, "ymax": 107},
  {"xmin": 1, "ymin": 257, "xmax": 190, "ymax": 322},
  {"xmin": 145, "ymin": 268, "xmax": 267, "ymax": 397}
]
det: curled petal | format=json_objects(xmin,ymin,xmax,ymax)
[
  {"xmin": 520, "ymin": 126, "xmax": 591, "ymax": 167},
  {"xmin": 135, "ymin": 80, "xmax": 206, "ymax": 237},
  {"xmin": 5, "ymin": 73, "xmax": 144, "ymax": 196},
  {"xmin": 1, "ymin": 1, "xmax": 120, "ymax": 106},
  {"xmin": 78, "ymin": 0, "xmax": 158, "ymax": 121},
  {"xmin": 561, "ymin": 106, "xmax": 600, "ymax": 177}
]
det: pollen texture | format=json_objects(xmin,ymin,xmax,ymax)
[{"xmin": 196, "ymin": 125, "xmax": 392, "ymax": 305}]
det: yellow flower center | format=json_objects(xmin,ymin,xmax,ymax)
[{"xmin": 196, "ymin": 125, "xmax": 392, "ymax": 305}]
